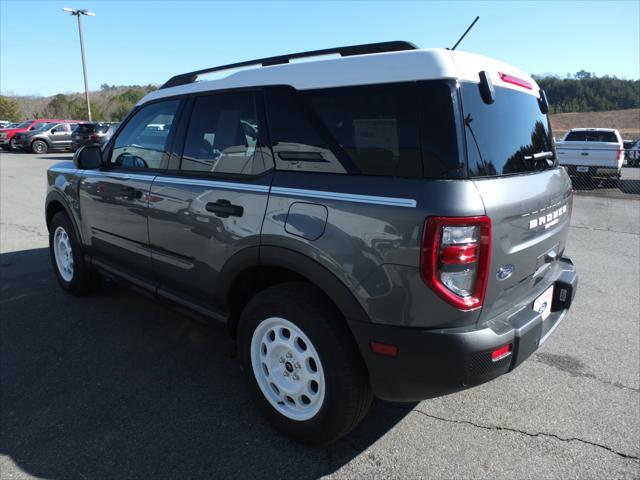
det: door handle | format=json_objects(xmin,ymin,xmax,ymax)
[
  {"xmin": 206, "ymin": 199, "xmax": 244, "ymax": 218},
  {"xmin": 121, "ymin": 186, "xmax": 142, "ymax": 200}
]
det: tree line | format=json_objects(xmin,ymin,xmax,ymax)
[
  {"xmin": 533, "ymin": 71, "xmax": 639, "ymax": 113},
  {"xmin": 0, "ymin": 84, "xmax": 157, "ymax": 123},
  {"xmin": 1, "ymin": 71, "xmax": 638, "ymax": 122}
]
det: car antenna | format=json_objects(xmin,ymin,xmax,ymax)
[{"xmin": 450, "ymin": 16, "xmax": 480, "ymax": 50}]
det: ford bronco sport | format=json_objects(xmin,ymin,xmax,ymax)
[{"xmin": 45, "ymin": 41, "xmax": 578, "ymax": 445}]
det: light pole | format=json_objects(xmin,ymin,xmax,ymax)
[{"xmin": 63, "ymin": 7, "xmax": 95, "ymax": 122}]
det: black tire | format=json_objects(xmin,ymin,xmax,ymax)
[
  {"xmin": 238, "ymin": 282, "xmax": 372, "ymax": 446},
  {"xmin": 31, "ymin": 139, "xmax": 48, "ymax": 154},
  {"xmin": 9, "ymin": 138, "xmax": 17, "ymax": 151},
  {"xmin": 48, "ymin": 211, "xmax": 98, "ymax": 295}
]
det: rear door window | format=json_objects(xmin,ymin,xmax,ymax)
[{"xmin": 179, "ymin": 92, "xmax": 270, "ymax": 176}]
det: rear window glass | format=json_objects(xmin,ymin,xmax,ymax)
[
  {"xmin": 461, "ymin": 82, "xmax": 555, "ymax": 177},
  {"xmin": 76, "ymin": 124, "xmax": 93, "ymax": 133},
  {"xmin": 95, "ymin": 124, "xmax": 111, "ymax": 133},
  {"xmin": 265, "ymin": 81, "xmax": 460, "ymax": 178},
  {"xmin": 565, "ymin": 131, "xmax": 618, "ymax": 142}
]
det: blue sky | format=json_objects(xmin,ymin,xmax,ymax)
[{"xmin": 1, "ymin": 1, "xmax": 638, "ymax": 96}]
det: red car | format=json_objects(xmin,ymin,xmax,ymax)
[{"xmin": 0, "ymin": 119, "xmax": 81, "ymax": 150}]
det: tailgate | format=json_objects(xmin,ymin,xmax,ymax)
[
  {"xmin": 558, "ymin": 141, "xmax": 621, "ymax": 167},
  {"xmin": 474, "ymin": 169, "xmax": 572, "ymax": 322}
]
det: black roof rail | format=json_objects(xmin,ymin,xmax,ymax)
[{"xmin": 160, "ymin": 41, "xmax": 418, "ymax": 89}]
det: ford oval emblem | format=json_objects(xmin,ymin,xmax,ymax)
[{"xmin": 497, "ymin": 264, "xmax": 514, "ymax": 280}]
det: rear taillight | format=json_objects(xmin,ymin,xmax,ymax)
[
  {"xmin": 420, "ymin": 216, "xmax": 491, "ymax": 311},
  {"xmin": 90, "ymin": 133, "xmax": 98, "ymax": 141},
  {"xmin": 617, "ymin": 148, "xmax": 624, "ymax": 161}
]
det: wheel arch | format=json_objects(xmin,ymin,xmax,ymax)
[
  {"xmin": 45, "ymin": 192, "xmax": 83, "ymax": 245},
  {"xmin": 223, "ymin": 245, "xmax": 370, "ymax": 339}
]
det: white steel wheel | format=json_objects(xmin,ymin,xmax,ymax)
[
  {"xmin": 250, "ymin": 316, "xmax": 326, "ymax": 421},
  {"xmin": 53, "ymin": 226, "xmax": 74, "ymax": 282}
]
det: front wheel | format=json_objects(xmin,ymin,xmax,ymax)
[
  {"xmin": 49, "ymin": 211, "xmax": 98, "ymax": 295},
  {"xmin": 9, "ymin": 138, "xmax": 17, "ymax": 151},
  {"xmin": 238, "ymin": 283, "xmax": 372, "ymax": 446},
  {"xmin": 31, "ymin": 139, "xmax": 48, "ymax": 154}
]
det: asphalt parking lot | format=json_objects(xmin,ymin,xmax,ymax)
[{"xmin": 1, "ymin": 151, "xmax": 639, "ymax": 479}]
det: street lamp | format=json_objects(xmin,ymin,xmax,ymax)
[{"xmin": 62, "ymin": 7, "xmax": 95, "ymax": 122}]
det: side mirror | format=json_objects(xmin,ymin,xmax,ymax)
[
  {"xmin": 74, "ymin": 145, "xmax": 103, "ymax": 169},
  {"xmin": 51, "ymin": 129, "xmax": 57, "ymax": 134}
]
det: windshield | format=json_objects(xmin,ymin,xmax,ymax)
[
  {"xmin": 16, "ymin": 120, "xmax": 33, "ymax": 128},
  {"xmin": 461, "ymin": 83, "xmax": 555, "ymax": 177}
]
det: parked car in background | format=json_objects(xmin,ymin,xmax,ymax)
[
  {"xmin": 556, "ymin": 128, "xmax": 624, "ymax": 185},
  {"xmin": 71, "ymin": 122, "xmax": 120, "ymax": 150},
  {"xmin": 0, "ymin": 120, "xmax": 12, "ymax": 128},
  {"xmin": 0, "ymin": 119, "xmax": 80, "ymax": 150},
  {"xmin": 14, "ymin": 121, "xmax": 79, "ymax": 153},
  {"xmin": 628, "ymin": 138, "xmax": 640, "ymax": 167}
]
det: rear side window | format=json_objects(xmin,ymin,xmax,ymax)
[
  {"xmin": 461, "ymin": 82, "xmax": 555, "ymax": 177},
  {"xmin": 302, "ymin": 83, "xmax": 422, "ymax": 177},
  {"xmin": 266, "ymin": 82, "xmax": 460, "ymax": 178},
  {"xmin": 565, "ymin": 131, "xmax": 618, "ymax": 142},
  {"xmin": 180, "ymin": 92, "xmax": 270, "ymax": 176}
]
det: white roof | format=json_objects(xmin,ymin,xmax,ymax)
[{"xmin": 139, "ymin": 48, "xmax": 540, "ymax": 106}]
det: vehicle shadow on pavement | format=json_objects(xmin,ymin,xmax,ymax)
[{"xmin": 0, "ymin": 247, "xmax": 415, "ymax": 480}]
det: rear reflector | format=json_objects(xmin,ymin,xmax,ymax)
[
  {"xmin": 370, "ymin": 341, "xmax": 398, "ymax": 357},
  {"xmin": 498, "ymin": 72, "xmax": 533, "ymax": 90},
  {"xmin": 491, "ymin": 344, "xmax": 512, "ymax": 362}
]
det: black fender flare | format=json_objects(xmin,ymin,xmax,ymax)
[
  {"xmin": 259, "ymin": 245, "xmax": 369, "ymax": 323},
  {"xmin": 45, "ymin": 190, "xmax": 84, "ymax": 246}
]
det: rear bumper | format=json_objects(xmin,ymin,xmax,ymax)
[{"xmin": 348, "ymin": 256, "xmax": 578, "ymax": 402}]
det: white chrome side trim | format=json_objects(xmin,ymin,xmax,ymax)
[
  {"xmin": 271, "ymin": 186, "xmax": 417, "ymax": 208},
  {"xmin": 155, "ymin": 176, "xmax": 270, "ymax": 193},
  {"xmin": 50, "ymin": 167, "xmax": 78, "ymax": 174},
  {"xmin": 79, "ymin": 170, "xmax": 157, "ymax": 181}
]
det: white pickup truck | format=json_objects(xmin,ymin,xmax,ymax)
[{"xmin": 556, "ymin": 128, "xmax": 624, "ymax": 183}]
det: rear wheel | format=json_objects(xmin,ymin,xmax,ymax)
[
  {"xmin": 9, "ymin": 138, "xmax": 17, "ymax": 151},
  {"xmin": 49, "ymin": 211, "xmax": 98, "ymax": 295},
  {"xmin": 238, "ymin": 283, "xmax": 372, "ymax": 446},
  {"xmin": 31, "ymin": 140, "xmax": 48, "ymax": 154}
]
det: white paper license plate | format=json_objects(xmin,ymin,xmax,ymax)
[
  {"xmin": 576, "ymin": 166, "xmax": 589, "ymax": 173},
  {"xmin": 534, "ymin": 285, "xmax": 554, "ymax": 321}
]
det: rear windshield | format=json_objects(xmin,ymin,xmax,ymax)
[
  {"xmin": 16, "ymin": 120, "xmax": 33, "ymax": 128},
  {"xmin": 564, "ymin": 131, "xmax": 618, "ymax": 142},
  {"xmin": 461, "ymin": 82, "xmax": 555, "ymax": 177},
  {"xmin": 75, "ymin": 124, "xmax": 94, "ymax": 133},
  {"xmin": 95, "ymin": 124, "xmax": 111, "ymax": 133}
]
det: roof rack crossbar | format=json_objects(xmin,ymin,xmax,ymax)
[{"xmin": 160, "ymin": 41, "xmax": 418, "ymax": 89}]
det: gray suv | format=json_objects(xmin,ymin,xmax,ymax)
[
  {"xmin": 45, "ymin": 42, "xmax": 578, "ymax": 445},
  {"xmin": 15, "ymin": 121, "xmax": 78, "ymax": 153}
]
